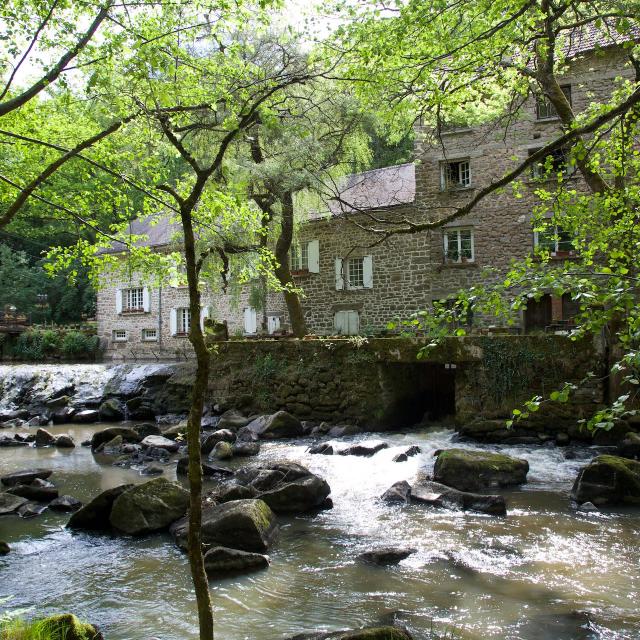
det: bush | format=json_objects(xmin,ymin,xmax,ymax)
[
  {"xmin": 14, "ymin": 331, "xmax": 45, "ymax": 361},
  {"xmin": 60, "ymin": 332, "xmax": 99, "ymax": 358},
  {"xmin": 0, "ymin": 613, "xmax": 101, "ymax": 640}
]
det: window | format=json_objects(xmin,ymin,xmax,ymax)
[
  {"xmin": 534, "ymin": 225, "xmax": 575, "ymax": 256},
  {"xmin": 113, "ymin": 329, "xmax": 127, "ymax": 342},
  {"xmin": 443, "ymin": 228, "xmax": 474, "ymax": 263},
  {"xmin": 243, "ymin": 307, "xmax": 258, "ymax": 335},
  {"xmin": 291, "ymin": 243, "xmax": 309, "ymax": 272},
  {"xmin": 267, "ymin": 315, "xmax": 281, "ymax": 335},
  {"xmin": 440, "ymin": 160, "xmax": 471, "ymax": 190},
  {"xmin": 536, "ymin": 85, "xmax": 572, "ymax": 120},
  {"xmin": 124, "ymin": 287, "xmax": 144, "ymax": 311},
  {"xmin": 529, "ymin": 147, "xmax": 572, "ymax": 179},
  {"xmin": 347, "ymin": 257, "xmax": 364, "ymax": 289},
  {"xmin": 177, "ymin": 307, "xmax": 191, "ymax": 335},
  {"xmin": 142, "ymin": 328, "xmax": 158, "ymax": 341},
  {"xmin": 334, "ymin": 310, "xmax": 360, "ymax": 335}
]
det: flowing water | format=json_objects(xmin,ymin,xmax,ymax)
[{"xmin": 1, "ymin": 423, "xmax": 639, "ymax": 640}]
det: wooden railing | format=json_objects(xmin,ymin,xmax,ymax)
[{"xmin": 0, "ymin": 311, "xmax": 31, "ymax": 333}]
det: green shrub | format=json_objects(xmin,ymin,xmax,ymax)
[
  {"xmin": 60, "ymin": 332, "xmax": 99, "ymax": 358},
  {"xmin": 14, "ymin": 331, "xmax": 45, "ymax": 361},
  {"xmin": 0, "ymin": 613, "xmax": 100, "ymax": 640}
]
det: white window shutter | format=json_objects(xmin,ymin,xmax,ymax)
[
  {"xmin": 170, "ymin": 308, "xmax": 177, "ymax": 336},
  {"xmin": 244, "ymin": 307, "xmax": 257, "ymax": 334},
  {"xmin": 363, "ymin": 256, "xmax": 373, "ymax": 289},
  {"xmin": 115, "ymin": 289, "xmax": 123, "ymax": 314},
  {"xmin": 308, "ymin": 240, "xmax": 320, "ymax": 273},
  {"xmin": 348, "ymin": 311, "xmax": 360, "ymax": 335},
  {"xmin": 200, "ymin": 305, "xmax": 211, "ymax": 329},
  {"xmin": 334, "ymin": 311, "xmax": 345, "ymax": 334},
  {"xmin": 142, "ymin": 287, "xmax": 150, "ymax": 312},
  {"xmin": 335, "ymin": 258, "xmax": 344, "ymax": 290}
]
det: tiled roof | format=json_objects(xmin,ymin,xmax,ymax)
[
  {"xmin": 326, "ymin": 162, "xmax": 415, "ymax": 216},
  {"xmin": 564, "ymin": 22, "xmax": 640, "ymax": 58},
  {"xmin": 100, "ymin": 213, "xmax": 181, "ymax": 254}
]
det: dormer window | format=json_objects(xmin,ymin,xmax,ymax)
[
  {"xmin": 536, "ymin": 84, "xmax": 572, "ymax": 120},
  {"xmin": 440, "ymin": 159, "xmax": 471, "ymax": 190}
]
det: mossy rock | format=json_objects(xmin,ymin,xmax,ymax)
[
  {"xmin": 37, "ymin": 613, "xmax": 103, "ymax": 640},
  {"xmin": 571, "ymin": 455, "xmax": 640, "ymax": 506},
  {"xmin": 289, "ymin": 626, "xmax": 413, "ymax": 640},
  {"xmin": 433, "ymin": 448, "xmax": 529, "ymax": 492}
]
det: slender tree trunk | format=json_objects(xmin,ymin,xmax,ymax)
[
  {"xmin": 181, "ymin": 203, "xmax": 214, "ymax": 640},
  {"xmin": 274, "ymin": 191, "xmax": 307, "ymax": 337}
]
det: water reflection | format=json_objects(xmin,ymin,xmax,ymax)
[{"xmin": 1, "ymin": 424, "xmax": 639, "ymax": 639}]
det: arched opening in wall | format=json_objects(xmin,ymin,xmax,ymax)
[{"xmin": 379, "ymin": 362, "xmax": 456, "ymax": 429}]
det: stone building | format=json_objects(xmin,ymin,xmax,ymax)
[{"xmin": 96, "ymin": 36, "xmax": 634, "ymax": 359}]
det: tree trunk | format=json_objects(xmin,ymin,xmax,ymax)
[
  {"xmin": 180, "ymin": 202, "xmax": 214, "ymax": 640},
  {"xmin": 274, "ymin": 191, "xmax": 307, "ymax": 337}
]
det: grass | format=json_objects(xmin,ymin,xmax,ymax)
[{"xmin": 0, "ymin": 614, "xmax": 100, "ymax": 640}]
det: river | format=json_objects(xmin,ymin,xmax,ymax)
[{"xmin": 1, "ymin": 423, "xmax": 639, "ymax": 639}]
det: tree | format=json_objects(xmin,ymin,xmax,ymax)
[{"xmin": 333, "ymin": 1, "xmax": 640, "ymax": 427}]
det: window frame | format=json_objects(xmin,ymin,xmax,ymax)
[
  {"xmin": 334, "ymin": 310, "xmax": 360, "ymax": 335},
  {"xmin": 443, "ymin": 228, "xmax": 475, "ymax": 263},
  {"xmin": 536, "ymin": 84, "xmax": 572, "ymax": 121},
  {"xmin": 347, "ymin": 256, "xmax": 365, "ymax": 289},
  {"xmin": 112, "ymin": 329, "xmax": 127, "ymax": 342},
  {"xmin": 123, "ymin": 287, "xmax": 144, "ymax": 312},
  {"xmin": 528, "ymin": 147, "xmax": 573, "ymax": 180},
  {"xmin": 534, "ymin": 225, "xmax": 576, "ymax": 257},
  {"xmin": 176, "ymin": 307, "xmax": 191, "ymax": 335},
  {"xmin": 440, "ymin": 159, "xmax": 471, "ymax": 191},
  {"xmin": 290, "ymin": 242, "xmax": 309, "ymax": 273},
  {"xmin": 142, "ymin": 328, "xmax": 158, "ymax": 342}
]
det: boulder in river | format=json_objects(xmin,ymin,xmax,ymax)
[
  {"xmin": 381, "ymin": 481, "xmax": 411, "ymax": 504},
  {"xmin": 109, "ymin": 478, "xmax": 189, "ymax": 535},
  {"xmin": 571, "ymin": 455, "xmax": 640, "ymax": 506},
  {"xmin": 18, "ymin": 502, "xmax": 47, "ymax": 518},
  {"xmin": 201, "ymin": 429, "xmax": 236, "ymax": 454},
  {"xmin": 49, "ymin": 495, "xmax": 83, "ymax": 512},
  {"xmin": 232, "ymin": 441, "xmax": 260, "ymax": 457},
  {"xmin": 287, "ymin": 626, "xmax": 414, "ymax": 640},
  {"xmin": 0, "ymin": 541, "xmax": 9, "ymax": 554},
  {"xmin": 0, "ymin": 492, "xmax": 29, "ymax": 515},
  {"xmin": 203, "ymin": 546, "xmax": 269, "ymax": 575},
  {"xmin": 217, "ymin": 409, "xmax": 251, "ymax": 431},
  {"xmin": 308, "ymin": 442, "xmax": 334, "ymax": 455},
  {"xmin": 357, "ymin": 547, "xmax": 417, "ymax": 565},
  {"xmin": 0, "ymin": 435, "xmax": 29, "ymax": 447},
  {"xmin": 210, "ymin": 441, "xmax": 233, "ymax": 460},
  {"xmin": 67, "ymin": 484, "xmax": 133, "ymax": 530},
  {"xmin": 98, "ymin": 398, "xmax": 124, "ymax": 421},
  {"xmin": 170, "ymin": 498, "xmax": 278, "ymax": 553},
  {"xmin": 245, "ymin": 411, "xmax": 304, "ymax": 439},
  {"xmin": 55, "ymin": 434, "xmax": 75, "ymax": 448},
  {"xmin": 411, "ymin": 481, "xmax": 507, "ymax": 516},
  {"xmin": 140, "ymin": 435, "xmax": 180, "ymax": 453},
  {"xmin": 132, "ymin": 423, "xmax": 162, "ymax": 438},
  {"xmin": 1, "ymin": 468, "xmax": 52, "ymax": 487},
  {"xmin": 35, "ymin": 428, "xmax": 56, "ymax": 447},
  {"xmin": 339, "ymin": 442, "xmax": 388, "ymax": 457},
  {"xmin": 91, "ymin": 427, "xmax": 141, "ymax": 451},
  {"xmin": 433, "ymin": 448, "xmax": 529, "ymax": 492},
  {"xmin": 176, "ymin": 456, "xmax": 233, "ymax": 479},
  {"xmin": 393, "ymin": 446, "xmax": 421, "ymax": 462},
  {"xmin": 617, "ymin": 432, "xmax": 640, "ymax": 460},
  {"xmin": 7, "ymin": 483, "xmax": 59, "ymax": 503},
  {"xmin": 74, "ymin": 409, "xmax": 100, "ymax": 424}
]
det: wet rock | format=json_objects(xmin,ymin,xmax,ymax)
[
  {"xmin": 357, "ymin": 547, "xmax": 417, "ymax": 565},
  {"xmin": 1, "ymin": 468, "xmax": 52, "ymax": 487},
  {"xmin": 0, "ymin": 409, "xmax": 29, "ymax": 422},
  {"xmin": 0, "ymin": 435, "xmax": 28, "ymax": 447},
  {"xmin": 245, "ymin": 411, "xmax": 303, "ymax": 439},
  {"xmin": 81, "ymin": 439, "xmax": 92, "ymax": 447},
  {"xmin": 7, "ymin": 483, "xmax": 59, "ymax": 503},
  {"xmin": 52, "ymin": 407, "xmax": 76, "ymax": 424},
  {"xmin": 55, "ymin": 434, "xmax": 75, "ymax": 448},
  {"xmin": 308, "ymin": 442, "xmax": 334, "ymax": 455},
  {"xmin": 176, "ymin": 456, "xmax": 233, "ymax": 479},
  {"xmin": 100, "ymin": 435, "xmax": 124, "ymax": 455},
  {"xmin": 132, "ymin": 423, "xmax": 162, "ymax": 438},
  {"xmin": 18, "ymin": 502, "xmax": 47, "ymax": 518},
  {"xmin": 392, "ymin": 446, "xmax": 421, "ymax": 463},
  {"xmin": 235, "ymin": 426, "xmax": 260, "ymax": 442},
  {"xmin": 140, "ymin": 435, "xmax": 180, "ymax": 453},
  {"xmin": 140, "ymin": 464, "xmax": 164, "ymax": 476},
  {"xmin": 339, "ymin": 442, "xmax": 388, "ymax": 457},
  {"xmin": 35, "ymin": 428, "xmax": 56, "ymax": 447},
  {"xmin": 74, "ymin": 409, "xmax": 100, "ymax": 423},
  {"xmin": 203, "ymin": 546, "xmax": 269, "ymax": 575},
  {"xmin": 571, "ymin": 455, "xmax": 640, "ymax": 506},
  {"xmin": 37, "ymin": 613, "xmax": 103, "ymax": 640},
  {"xmin": 411, "ymin": 481, "xmax": 507, "ymax": 516},
  {"xmin": 433, "ymin": 448, "xmax": 529, "ymax": 492},
  {"xmin": 287, "ymin": 626, "xmax": 414, "ymax": 640},
  {"xmin": 49, "ymin": 495, "xmax": 83, "ymax": 512},
  {"xmin": 210, "ymin": 441, "xmax": 233, "ymax": 460},
  {"xmin": 98, "ymin": 398, "xmax": 124, "ymax": 421},
  {"xmin": 91, "ymin": 427, "xmax": 140, "ymax": 451},
  {"xmin": 0, "ymin": 541, "xmax": 9, "ymax": 554},
  {"xmin": 67, "ymin": 484, "xmax": 133, "ymax": 530},
  {"xmin": 232, "ymin": 441, "xmax": 260, "ymax": 457},
  {"xmin": 45, "ymin": 394, "xmax": 71, "ymax": 408},
  {"xmin": 217, "ymin": 409, "xmax": 250, "ymax": 431},
  {"xmin": 577, "ymin": 501, "xmax": 599, "ymax": 513},
  {"xmin": 110, "ymin": 478, "xmax": 189, "ymax": 535},
  {"xmin": 327, "ymin": 424, "xmax": 362, "ymax": 438},
  {"xmin": 14, "ymin": 432, "xmax": 35, "ymax": 443},
  {"xmin": 1, "ymin": 418, "xmax": 26, "ymax": 429},
  {"xmin": 170, "ymin": 498, "xmax": 278, "ymax": 553},
  {"xmin": 555, "ymin": 432, "xmax": 570, "ymax": 446},
  {"xmin": 161, "ymin": 422, "xmax": 187, "ymax": 440},
  {"xmin": 201, "ymin": 429, "xmax": 236, "ymax": 454},
  {"xmin": 0, "ymin": 492, "xmax": 29, "ymax": 515},
  {"xmin": 381, "ymin": 481, "xmax": 411, "ymax": 504},
  {"xmin": 618, "ymin": 432, "xmax": 640, "ymax": 460},
  {"xmin": 213, "ymin": 484, "xmax": 259, "ymax": 503}
]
